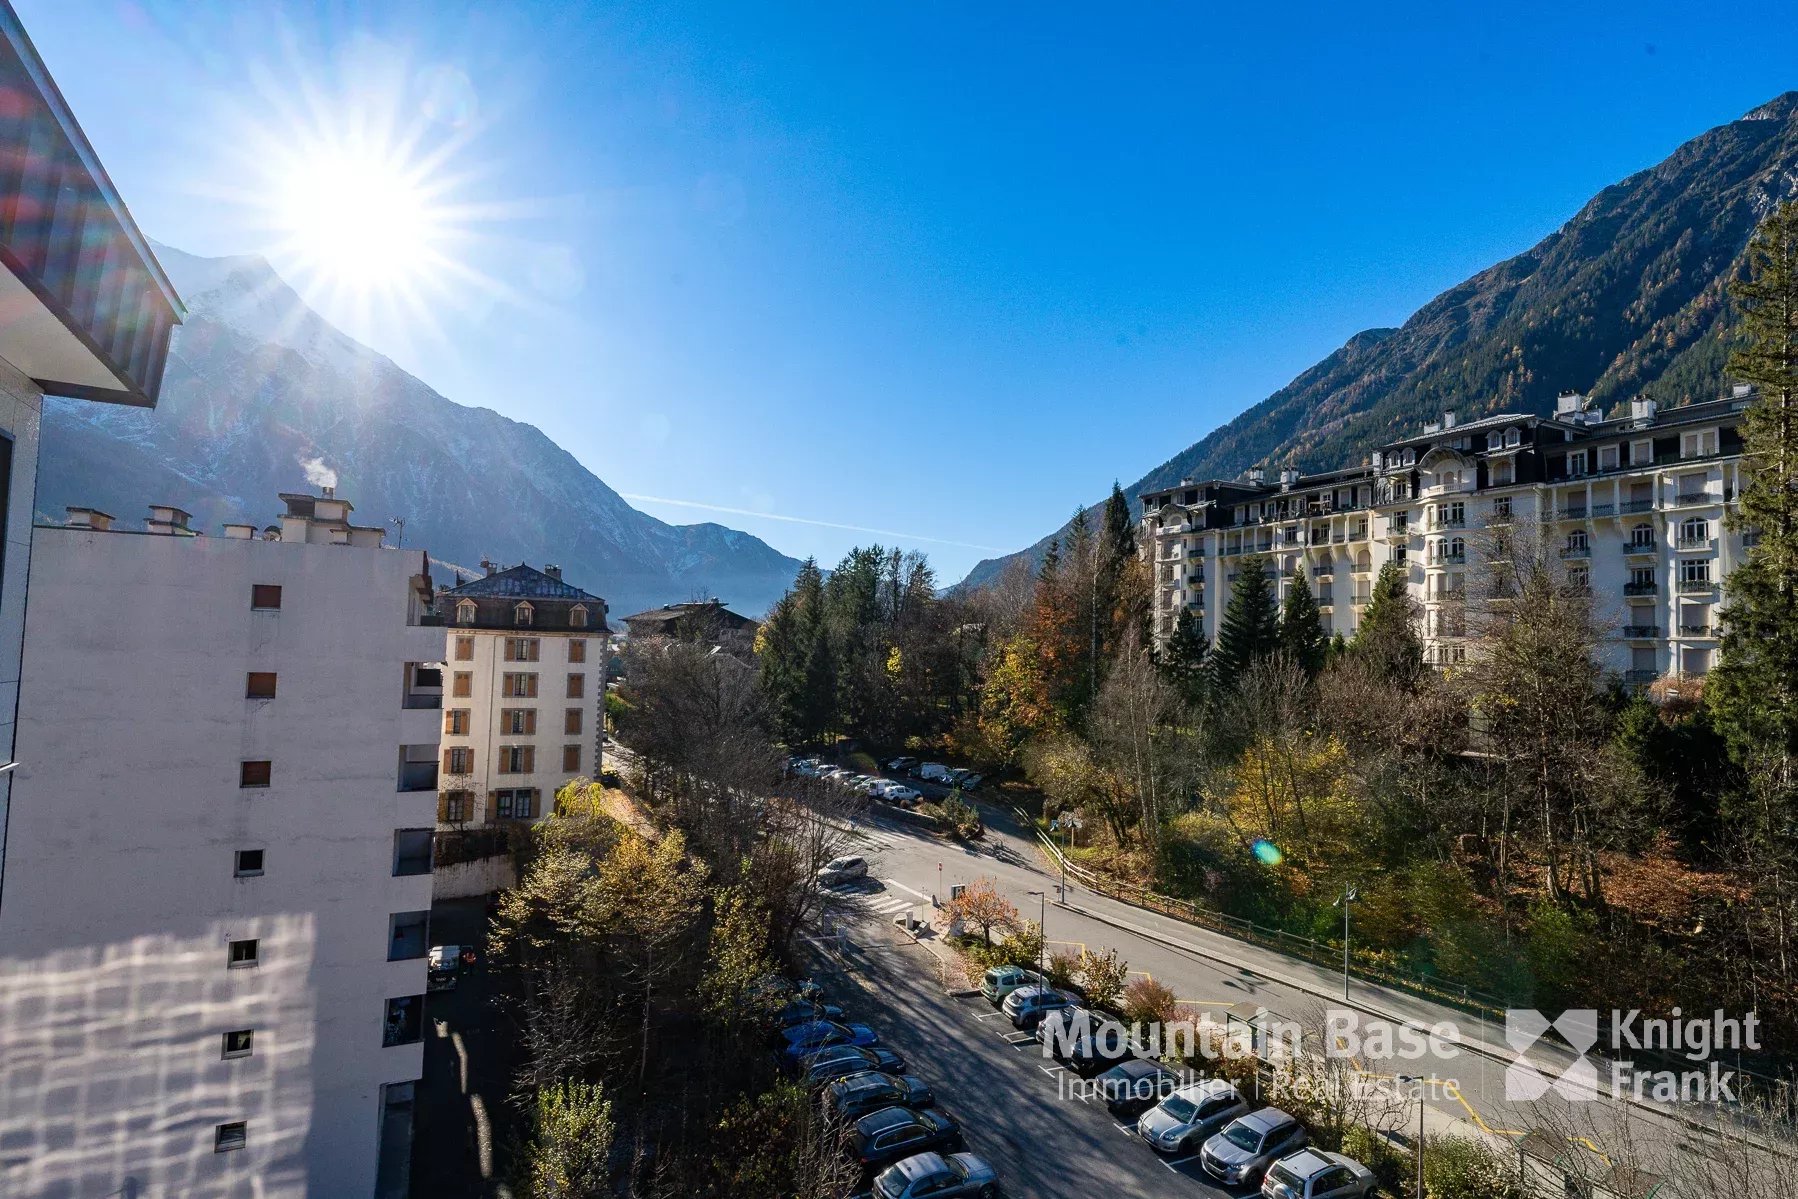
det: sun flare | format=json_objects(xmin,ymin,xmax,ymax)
[{"xmin": 272, "ymin": 143, "xmax": 446, "ymax": 292}]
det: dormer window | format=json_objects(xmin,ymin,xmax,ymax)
[
  {"xmin": 570, "ymin": 604, "xmax": 588, "ymax": 629},
  {"xmin": 456, "ymin": 600, "xmax": 476, "ymax": 625},
  {"xmin": 514, "ymin": 601, "xmax": 534, "ymax": 627}
]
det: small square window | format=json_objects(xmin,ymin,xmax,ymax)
[
  {"xmin": 234, "ymin": 849, "xmax": 264, "ymax": 878},
  {"xmin": 388, "ymin": 910, "xmax": 429, "ymax": 961},
  {"xmin": 222, "ymin": 1029, "xmax": 254, "ymax": 1059},
  {"xmin": 251, "ymin": 584, "xmax": 282, "ymax": 610},
  {"xmin": 215, "ymin": 1121, "xmax": 247, "ymax": 1152},
  {"xmin": 239, "ymin": 761, "xmax": 271, "ymax": 788},
  {"xmin": 563, "ymin": 744, "xmax": 581, "ymax": 773},
  {"xmin": 228, "ymin": 939, "xmax": 259, "ymax": 968},
  {"xmin": 246, "ymin": 672, "xmax": 277, "ymax": 699},
  {"xmin": 566, "ymin": 673, "xmax": 585, "ymax": 699},
  {"xmin": 454, "ymin": 636, "xmax": 474, "ymax": 661},
  {"xmin": 383, "ymin": 995, "xmax": 424, "ymax": 1047},
  {"xmin": 568, "ymin": 639, "xmax": 586, "ymax": 663},
  {"xmin": 392, "ymin": 829, "xmax": 434, "ymax": 876}
]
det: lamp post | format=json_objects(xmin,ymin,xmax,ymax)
[
  {"xmin": 1333, "ymin": 886, "xmax": 1359, "ymax": 1000},
  {"xmin": 1026, "ymin": 889, "xmax": 1046, "ymax": 973},
  {"xmin": 1397, "ymin": 1074, "xmax": 1425, "ymax": 1197}
]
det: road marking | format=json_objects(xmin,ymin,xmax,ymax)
[
  {"xmin": 883, "ymin": 878, "xmax": 930, "ymax": 900},
  {"xmin": 973, "ymin": 1011, "xmax": 1007, "ymax": 1021},
  {"xmin": 1003, "ymin": 1032, "xmax": 1035, "ymax": 1045},
  {"xmin": 1039, "ymin": 1064, "xmax": 1066, "ymax": 1075},
  {"xmin": 1160, "ymin": 1152, "xmax": 1201, "ymax": 1172},
  {"xmin": 1114, "ymin": 1122, "xmax": 1136, "ymax": 1136}
]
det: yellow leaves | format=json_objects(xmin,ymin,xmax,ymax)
[
  {"xmin": 885, "ymin": 644, "xmax": 904, "ymax": 680},
  {"xmin": 1220, "ymin": 733, "xmax": 1363, "ymax": 867}
]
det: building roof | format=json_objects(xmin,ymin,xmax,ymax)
[
  {"xmin": 620, "ymin": 600, "xmax": 756, "ymax": 627},
  {"xmin": 444, "ymin": 563, "xmax": 602, "ymax": 602}
]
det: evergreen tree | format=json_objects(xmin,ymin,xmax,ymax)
[
  {"xmin": 1711, "ymin": 199, "xmax": 1798, "ymax": 771},
  {"xmin": 1097, "ymin": 482, "xmax": 1151, "ymax": 666},
  {"xmin": 1278, "ymin": 571, "xmax": 1328, "ymax": 679},
  {"xmin": 1160, "ymin": 605, "xmax": 1210, "ymax": 706},
  {"xmin": 1211, "ymin": 555, "xmax": 1279, "ymax": 691},
  {"xmin": 1351, "ymin": 559, "xmax": 1423, "ymax": 687}
]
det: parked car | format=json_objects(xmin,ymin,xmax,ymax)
[
  {"xmin": 879, "ymin": 784, "xmax": 923, "ymax": 807},
  {"xmin": 871, "ymin": 1151, "xmax": 998, "ymax": 1199},
  {"xmin": 915, "ymin": 763, "xmax": 955, "ymax": 784},
  {"xmin": 779, "ymin": 1019, "xmax": 881, "ymax": 1064},
  {"xmin": 957, "ymin": 773, "xmax": 985, "ymax": 791},
  {"xmin": 1201, "ymin": 1108, "xmax": 1309, "ymax": 1187},
  {"xmin": 1137, "ymin": 1079, "xmax": 1250, "ymax": 1156},
  {"xmin": 1095, "ymin": 1059, "xmax": 1183, "ymax": 1119},
  {"xmin": 886, "ymin": 756, "xmax": 919, "ymax": 772},
  {"xmin": 1262, "ymin": 1148, "xmax": 1377, "ymax": 1199},
  {"xmin": 426, "ymin": 944, "xmax": 463, "ymax": 992},
  {"xmin": 818, "ymin": 855, "xmax": 870, "ymax": 886},
  {"xmin": 847, "ymin": 1106, "xmax": 964, "ymax": 1172},
  {"xmin": 824, "ymin": 1071, "xmax": 935, "ymax": 1121},
  {"xmin": 978, "ymin": 964, "xmax": 1047, "ymax": 1005},
  {"xmin": 1002, "ymin": 983, "xmax": 1075, "ymax": 1029},
  {"xmin": 775, "ymin": 998, "xmax": 846, "ymax": 1028},
  {"xmin": 1037, "ymin": 1006, "xmax": 1135, "ymax": 1074},
  {"xmin": 799, "ymin": 1044, "xmax": 906, "ymax": 1084}
]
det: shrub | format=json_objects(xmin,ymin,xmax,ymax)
[
  {"xmin": 1421, "ymin": 1134, "xmax": 1525, "ymax": 1199},
  {"xmin": 1341, "ymin": 1126, "xmax": 1408, "ymax": 1194},
  {"xmin": 1078, "ymin": 947, "xmax": 1130, "ymax": 1010},
  {"xmin": 1044, "ymin": 949, "xmax": 1082, "ymax": 990},
  {"xmin": 1003, "ymin": 920, "xmax": 1045, "ymax": 971},
  {"xmin": 1120, "ymin": 976, "xmax": 1177, "ymax": 1026},
  {"xmin": 518, "ymin": 1079, "xmax": 613, "ymax": 1199}
]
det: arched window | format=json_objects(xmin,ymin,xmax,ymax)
[
  {"xmin": 1486, "ymin": 431, "xmax": 1503, "ymax": 451},
  {"xmin": 1505, "ymin": 428, "xmax": 1521, "ymax": 448},
  {"xmin": 1439, "ymin": 470, "xmax": 1459, "ymax": 491},
  {"xmin": 1355, "ymin": 548, "xmax": 1371, "ymax": 573},
  {"xmin": 1449, "ymin": 537, "xmax": 1465, "ymax": 561},
  {"xmin": 456, "ymin": 600, "xmax": 476, "ymax": 625},
  {"xmin": 514, "ymin": 601, "xmax": 534, "ymax": 626},
  {"xmin": 570, "ymin": 604, "xmax": 588, "ymax": 629},
  {"xmin": 1680, "ymin": 517, "xmax": 1709, "ymax": 545}
]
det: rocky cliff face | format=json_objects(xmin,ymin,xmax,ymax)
[
  {"xmin": 960, "ymin": 92, "xmax": 1798, "ymax": 591},
  {"xmin": 38, "ymin": 244, "xmax": 803, "ymax": 617}
]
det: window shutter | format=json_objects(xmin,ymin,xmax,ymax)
[
  {"xmin": 437, "ymin": 794, "xmax": 451, "ymax": 823},
  {"xmin": 442, "ymin": 749, "xmax": 455, "ymax": 774},
  {"xmin": 529, "ymin": 788, "xmax": 541, "ymax": 818},
  {"xmin": 524, "ymin": 709, "xmax": 537, "ymax": 735},
  {"xmin": 521, "ymin": 746, "xmax": 535, "ymax": 774},
  {"xmin": 485, "ymin": 791, "xmax": 498, "ymax": 823}
]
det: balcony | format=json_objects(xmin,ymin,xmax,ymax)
[
  {"xmin": 1433, "ymin": 515, "xmax": 1466, "ymax": 529},
  {"xmin": 1623, "ymin": 669, "xmax": 1659, "ymax": 685},
  {"xmin": 1622, "ymin": 541, "xmax": 1656, "ymax": 556},
  {"xmin": 398, "ymin": 744, "xmax": 438, "ymax": 793},
  {"xmin": 1558, "ymin": 507, "xmax": 1588, "ymax": 521},
  {"xmin": 1313, "ymin": 566, "xmax": 1334, "ymax": 577},
  {"xmin": 1677, "ymin": 578, "xmax": 1717, "ymax": 594},
  {"xmin": 1559, "ymin": 545, "xmax": 1591, "ymax": 559},
  {"xmin": 1678, "ymin": 624, "xmax": 1715, "ymax": 637},
  {"xmin": 1623, "ymin": 582, "xmax": 1659, "ymax": 597},
  {"xmin": 1384, "ymin": 522, "xmax": 1410, "ymax": 538},
  {"xmin": 1619, "ymin": 499, "xmax": 1656, "ymax": 514},
  {"xmin": 1674, "ymin": 492, "xmax": 1713, "ymax": 508},
  {"xmin": 1675, "ymin": 537, "xmax": 1714, "ymax": 551},
  {"xmin": 1620, "ymin": 625, "xmax": 1660, "ymax": 639}
]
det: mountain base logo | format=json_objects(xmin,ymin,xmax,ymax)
[{"xmin": 1504, "ymin": 1008, "xmax": 1760, "ymax": 1103}]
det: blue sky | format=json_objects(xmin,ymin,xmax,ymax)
[{"xmin": 19, "ymin": 0, "xmax": 1798, "ymax": 583}]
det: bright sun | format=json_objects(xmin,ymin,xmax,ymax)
[{"xmin": 273, "ymin": 144, "xmax": 447, "ymax": 292}]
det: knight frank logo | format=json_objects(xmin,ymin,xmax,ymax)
[
  {"xmin": 1504, "ymin": 1008, "xmax": 1762, "ymax": 1103},
  {"xmin": 1505, "ymin": 1009, "xmax": 1601, "ymax": 1101}
]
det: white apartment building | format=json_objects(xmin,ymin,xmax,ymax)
[
  {"xmin": 1143, "ymin": 387, "xmax": 1756, "ymax": 683},
  {"xmin": 437, "ymin": 562, "xmax": 608, "ymax": 826},
  {"xmin": 0, "ymin": 490, "xmax": 443, "ymax": 1199}
]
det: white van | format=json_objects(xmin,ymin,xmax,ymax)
[{"xmin": 916, "ymin": 763, "xmax": 955, "ymax": 784}]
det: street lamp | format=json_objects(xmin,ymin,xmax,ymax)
[
  {"xmin": 1396, "ymin": 1073, "xmax": 1425, "ymax": 1197},
  {"xmin": 1025, "ymin": 890, "xmax": 1046, "ymax": 973},
  {"xmin": 1333, "ymin": 886, "xmax": 1359, "ymax": 1000}
]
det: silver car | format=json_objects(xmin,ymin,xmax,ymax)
[
  {"xmin": 1136, "ymin": 1078, "xmax": 1248, "ymax": 1155},
  {"xmin": 1201, "ymin": 1107, "xmax": 1308, "ymax": 1186},
  {"xmin": 872, "ymin": 1151, "xmax": 998, "ymax": 1199},
  {"xmin": 1262, "ymin": 1148, "xmax": 1377, "ymax": 1199}
]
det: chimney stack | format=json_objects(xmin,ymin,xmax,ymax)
[
  {"xmin": 1247, "ymin": 466, "xmax": 1265, "ymax": 485},
  {"xmin": 1442, "ymin": 410, "xmax": 1457, "ymax": 429},
  {"xmin": 544, "ymin": 564, "xmax": 562, "ymax": 581},
  {"xmin": 64, "ymin": 507, "xmax": 114, "ymax": 532},
  {"xmin": 221, "ymin": 523, "xmax": 256, "ymax": 539},
  {"xmin": 481, "ymin": 558, "xmax": 496, "ymax": 576},
  {"xmin": 321, "ymin": 484, "xmax": 335, "ymax": 499}
]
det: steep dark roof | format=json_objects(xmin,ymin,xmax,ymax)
[{"xmin": 444, "ymin": 564, "xmax": 602, "ymax": 602}]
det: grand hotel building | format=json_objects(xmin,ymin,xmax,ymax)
[{"xmin": 1142, "ymin": 386, "xmax": 1758, "ymax": 684}]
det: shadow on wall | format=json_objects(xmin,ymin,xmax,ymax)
[{"xmin": 0, "ymin": 914, "xmax": 318, "ymax": 1198}]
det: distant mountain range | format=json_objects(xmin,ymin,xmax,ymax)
[
  {"xmin": 37, "ymin": 244, "xmax": 804, "ymax": 618},
  {"xmin": 959, "ymin": 91, "xmax": 1798, "ymax": 591}
]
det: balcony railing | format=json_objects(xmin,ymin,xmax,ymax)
[
  {"xmin": 1677, "ymin": 578, "xmax": 1716, "ymax": 593},
  {"xmin": 1623, "ymin": 669, "xmax": 1659, "ymax": 684},
  {"xmin": 1317, "ymin": 592, "xmax": 1334, "ymax": 606},
  {"xmin": 398, "ymin": 763, "xmax": 439, "ymax": 793},
  {"xmin": 1435, "ymin": 551, "xmax": 1467, "ymax": 564},
  {"xmin": 1313, "ymin": 566, "xmax": 1334, "ymax": 577},
  {"xmin": 1623, "ymin": 582, "xmax": 1659, "ymax": 596},
  {"xmin": 1558, "ymin": 507, "xmax": 1588, "ymax": 521},
  {"xmin": 1675, "ymin": 537, "xmax": 1714, "ymax": 550},
  {"xmin": 1619, "ymin": 499, "xmax": 1656, "ymax": 514},
  {"xmin": 1622, "ymin": 541, "xmax": 1655, "ymax": 555},
  {"xmin": 1674, "ymin": 492, "xmax": 1712, "ymax": 507},
  {"xmin": 1620, "ymin": 625, "xmax": 1660, "ymax": 639},
  {"xmin": 1433, "ymin": 515, "xmax": 1466, "ymax": 529},
  {"xmin": 1678, "ymin": 624, "xmax": 1715, "ymax": 637},
  {"xmin": 1559, "ymin": 545, "xmax": 1590, "ymax": 559},
  {"xmin": 1384, "ymin": 522, "xmax": 1410, "ymax": 537}
]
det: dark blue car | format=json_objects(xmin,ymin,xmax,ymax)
[{"xmin": 778, "ymin": 1019, "xmax": 880, "ymax": 1064}]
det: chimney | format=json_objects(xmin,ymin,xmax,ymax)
[
  {"xmin": 221, "ymin": 523, "xmax": 256, "ymax": 539},
  {"xmin": 1732, "ymin": 382, "xmax": 1754, "ymax": 400},
  {"xmin": 145, "ymin": 505, "xmax": 193, "ymax": 535},
  {"xmin": 481, "ymin": 558, "xmax": 496, "ymax": 576},
  {"xmin": 544, "ymin": 564, "xmax": 562, "ymax": 581},
  {"xmin": 1423, "ymin": 420, "xmax": 1442, "ymax": 435},
  {"xmin": 64, "ymin": 507, "xmax": 114, "ymax": 532},
  {"xmin": 321, "ymin": 484, "xmax": 335, "ymax": 499},
  {"xmin": 1278, "ymin": 467, "xmax": 1300, "ymax": 489},
  {"xmin": 1555, "ymin": 390, "xmax": 1588, "ymax": 418},
  {"xmin": 1630, "ymin": 396, "xmax": 1658, "ymax": 426},
  {"xmin": 1247, "ymin": 467, "xmax": 1265, "ymax": 485},
  {"xmin": 1442, "ymin": 410, "xmax": 1457, "ymax": 429}
]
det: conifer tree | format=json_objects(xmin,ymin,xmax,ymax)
[
  {"xmin": 1278, "ymin": 571, "xmax": 1328, "ymax": 679},
  {"xmin": 1211, "ymin": 555, "xmax": 1279, "ymax": 691},
  {"xmin": 1161, "ymin": 605, "xmax": 1210, "ymax": 706},
  {"xmin": 1711, "ymin": 199, "xmax": 1798, "ymax": 773},
  {"xmin": 1351, "ymin": 559, "xmax": 1423, "ymax": 687}
]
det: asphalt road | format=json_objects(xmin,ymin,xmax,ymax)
[{"xmin": 802, "ymin": 915, "xmax": 1254, "ymax": 1199}]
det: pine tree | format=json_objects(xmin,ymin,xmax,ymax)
[
  {"xmin": 1211, "ymin": 555, "xmax": 1279, "ymax": 691},
  {"xmin": 1161, "ymin": 605, "xmax": 1210, "ymax": 706},
  {"xmin": 1278, "ymin": 571, "xmax": 1328, "ymax": 679},
  {"xmin": 1711, "ymin": 199, "xmax": 1798, "ymax": 770},
  {"xmin": 1351, "ymin": 559, "xmax": 1423, "ymax": 687}
]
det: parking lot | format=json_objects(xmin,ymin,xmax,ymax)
[{"xmin": 804, "ymin": 912, "xmax": 1264, "ymax": 1198}]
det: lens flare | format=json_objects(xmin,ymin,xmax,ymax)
[{"xmin": 1251, "ymin": 839, "xmax": 1285, "ymax": 866}]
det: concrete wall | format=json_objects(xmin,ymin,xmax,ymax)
[
  {"xmin": 0, "ymin": 354, "xmax": 41, "ymax": 901},
  {"xmin": 0, "ymin": 524, "xmax": 441, "ymax": 1199},
  {"xmin": 430, "ymin": 853, "xmax": 516, "ymax": 899}
]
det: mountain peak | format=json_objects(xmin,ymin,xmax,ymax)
[{"xmin": 1741, "ymin": 91, "xmax": 1798, "ymax": 123}]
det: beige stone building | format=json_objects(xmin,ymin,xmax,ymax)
[{"xmin": 437, "ymin": 562, "xmax": 608, "ymax": 825}]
